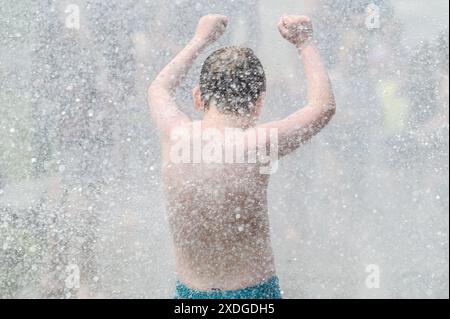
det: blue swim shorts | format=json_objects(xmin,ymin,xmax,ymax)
[{"xmin": 175, "ymin": 277, "xmax": 282, "ymax": 299}]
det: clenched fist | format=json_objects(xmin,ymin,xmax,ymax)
[
  {"xmin": 278, "ymin": 15, "xmax": 313, "ymax": 48},
  {"xmin": 194, "ymin": 14, "xmax": 228, "ymax": 44}
]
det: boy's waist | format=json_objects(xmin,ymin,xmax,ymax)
[
  {"xmin": 174, "ymin": 247, "xmax": 276, "ymax": 291},
  {"xmin": 175, "ymin": 276, "xmax": 282, "ymax": 299}
]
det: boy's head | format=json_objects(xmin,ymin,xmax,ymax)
[{"xmin": 196, "ymin": 47, "xmax": 266, "ymax": 117}]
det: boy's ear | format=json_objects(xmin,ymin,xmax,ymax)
[{"xmin": 193, "ymin": 86, "xmax": 204, "ymax": 112}]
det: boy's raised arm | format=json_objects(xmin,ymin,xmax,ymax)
[
  {"xmin": 259, "ymin": 15, "xmax": 336, "ymax": 157},
  {"xmin": 148, "ymin": 15, "xmax": 228, "ymax": 135}
]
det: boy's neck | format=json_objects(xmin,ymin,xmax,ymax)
[{"xmin": 202, "ymin": 107, "xmax": 256, "ymax": 130}]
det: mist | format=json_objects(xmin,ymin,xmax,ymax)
[{"xmin": 0, "ymin": 0, "xmax": 448, "ymax": 299}]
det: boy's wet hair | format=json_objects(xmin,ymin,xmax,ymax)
[{"xmin": 200, "ymin": 47, "xmax": 266, "ymax": 115}]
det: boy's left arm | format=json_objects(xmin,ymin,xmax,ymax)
[{"xmin": 148, "ymin": 15, "xmax": 228, "ymax": 136}]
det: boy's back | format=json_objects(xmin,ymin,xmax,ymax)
[
  {"xmin": 149, "ymin": 15, "xmax": 336, "ymax": 298},
  {"xmin": 162, "ymin": 122, "xmax": 275, "ymax": 291}
]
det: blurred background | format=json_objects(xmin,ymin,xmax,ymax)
[{"xmin": 0, "ymin": 0, "xmax": 448, "ymax": 298}]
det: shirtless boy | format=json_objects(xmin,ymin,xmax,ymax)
[{"xmin": 149, "ymin": 14, "xmax": 336, "ymax": 299}]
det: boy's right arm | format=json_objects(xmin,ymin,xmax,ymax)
[
  {"xmin": 259, "ymin": 15, "xmax": 336, "ymax": 157},
  {"xmin": 148, "ymin": 15, "xmax": 228, "ymax": 137}
]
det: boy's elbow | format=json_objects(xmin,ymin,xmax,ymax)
[
  {"xmin": 148, "ymin": 84, "xmax": 163, "ymax": 114},
  {"xmin": 148, "ymin": 83, "xmax": 160, "ymax": 96},
  {"xmin": 148, "ymin": 81, "xmax": 173, "ymax": 99},
  {"xmin": 148, "ymin": 83, "xmax": 167, "ymax": 103},
  {"xmin": 148, "ymin": 86, "xmax": 156, "ymax": 107}
]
